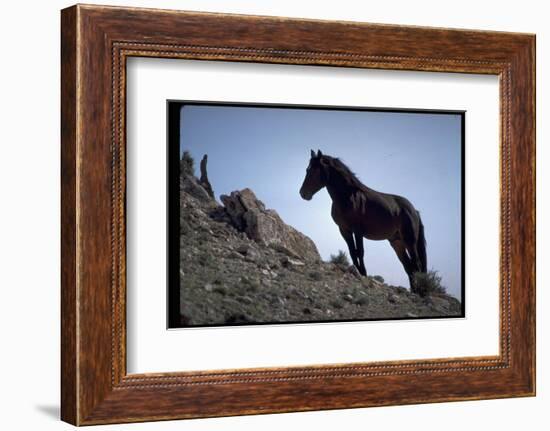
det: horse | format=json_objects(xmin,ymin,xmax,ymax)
[{"xmin": 299, "ymin": 149, "xmax": 427, "ymax": 292}]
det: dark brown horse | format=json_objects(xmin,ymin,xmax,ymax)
[{"xmin": 299, "ymin": 150, "xmax": 427, "ymax": 291}]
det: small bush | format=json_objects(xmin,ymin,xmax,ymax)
[
  {"xmin": 413, "ymin": 270, "xmax": 447, "ymax": 297},
  {"xmin": 372, "ymin": 275, "xmax": 385, "ymax": 283},
  {"xmin": 180, "ymin": 150, "xmax": 195, "ymax": 176},
  {"xmin": 330, "ymin": 250, "xmax": 350, "ymax": 267}
]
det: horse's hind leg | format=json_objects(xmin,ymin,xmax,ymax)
[
  {"xmin": 400, "ymin": 213, "xmax": 423, "ymax": 274},
  {"xmin": 405, "ymin": 242, "xmax": 422, "ymax": 274},
  {"xmin": 389, "ymin": 239, "xmax": 415, "ymax": 290}
]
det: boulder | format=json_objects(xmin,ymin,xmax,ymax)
[
  {"xmin": 281, "ymin": 256, "xmax": 306, "ymax": 268},
  {"xmin": 220, "ymin": 188, "xmax": 321, "ymax": 262},
  {"xmin": 181, "ymin": 174, "xmax": 212, "ymax": 203}
]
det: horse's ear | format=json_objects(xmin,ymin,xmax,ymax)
[
  {"xmin": 310, "ymin": 149, "xmax": 315, "ymax": 158},
  {"xmin": 317, "ymin": 150, "xmax": 323, "ymax": 157}
]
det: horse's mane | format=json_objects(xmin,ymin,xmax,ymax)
[{"xmin": 324, "ymin": 156, "xmax": 367, "ymax": 191}]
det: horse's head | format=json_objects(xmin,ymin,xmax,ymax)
[{"xmin": 300, "ymin": 149, "xmax": 328, "ymax": 201}]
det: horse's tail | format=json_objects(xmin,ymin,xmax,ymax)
[{"xmin": 416, "ymin": 212, "xmax": 427, "ymax": 273}]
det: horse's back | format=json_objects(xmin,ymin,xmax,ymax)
[
  {"xmin": 389, "ymin": 193, "xmax": 423, "ymax": 237},
  {"xmin": 366, "ymin": 189, "xmax": 409, "ymax": 216},
  {"xmin": 383, "ymin": 191, "xmax": 417, "ymax": 215}
]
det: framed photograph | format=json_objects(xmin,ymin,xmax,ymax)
[
  {"xmin": 61, "ymin": 4, "xmax": 535, "ymax": 425},
  {"xmin": 167, "ymin": 100, "xmax": 465, "ymax": 329}
]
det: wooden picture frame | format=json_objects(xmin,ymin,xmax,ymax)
[{"xmin": 61, "ymin": 4, "xmax": 535, "ymax": 425}]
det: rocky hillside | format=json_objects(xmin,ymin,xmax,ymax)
[{"xmin": 179, "ymin": 156, "xmax": 461, "ymax": 327}]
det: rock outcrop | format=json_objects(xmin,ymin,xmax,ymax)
[
  {"xmin": 181, "ymin": 174, "xmax": 212, "ymax": 203},
  {"xmin": 199, "ymin": 154, "xmax": 215, "ymax": 199},
  {"xmin": 220, "ymin": 188, "xmax": 321, "ymax": 263}
]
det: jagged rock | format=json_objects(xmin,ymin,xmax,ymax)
[
  {"xmin": 236, "ymin": 244, "xmax": 259, "ymax": 258},
  {"xmin": 268, "ymin": 243, "xmax": 302, "ymax": 260},
  {"xmin": 354, "ymin": 296, "xmax": 369, "ymax": 306},
  {"xmin": 428, "ymin": 295, "xmax": 461, "ymax": 314},
  {"xmin": 228, "ymin": 251, "xmax": 244, "ymax": 260},
  {"xmin": 220, "ymin": 188, "xmax": 321, "ymax": 262},
  {"xmin": 369, "ymin": 277, "xmax": 384, "ymax": 288},
  {"xmin": 181, "ymin": 175, "xmax": 212, "ymax": 203},
  {"xmin": 281, "ymin": 256, "xmax": 305, "ymax": 268},
  {"xmin": 199, "ymin": 154, "xmax": 215, "ymax": 199}
]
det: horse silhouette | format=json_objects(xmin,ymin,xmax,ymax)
[{"xmin": 299, "ymin": 150, "xmax": 427, "ymax": 291}]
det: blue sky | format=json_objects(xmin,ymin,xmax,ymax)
[{"xmin": 179, "ymin": 104, "xmax": 463, "ymax": 299}]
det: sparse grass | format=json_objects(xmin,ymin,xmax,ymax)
[
  {"xmin": 413, "ymin": 270, "xmax": 447, "ymax": 297},
  {"xmin": 181, "ymin": 150, "xmax": 195, "ymax": 176},
  {"xmin": 329, "ymin": 250, "xmax": 350, "ymax": 267}
]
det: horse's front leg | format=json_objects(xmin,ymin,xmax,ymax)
[
  {"xmin": 354, "ymin": 233, "xmax": 367, "ymax": 276},
  {"xmin": 338, "ymin": 227, "xmax": 359, "ymax": 270}
]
